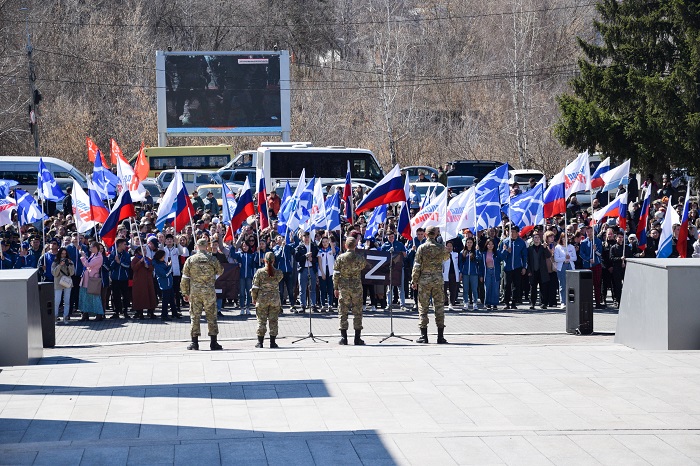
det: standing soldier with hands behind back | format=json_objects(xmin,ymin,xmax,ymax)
[
  {"xmin": 251, "ymin": 252, "xmax": 284, "ymax": 349},
  {"xmin": 412, "ymin": 226, "xmax": 450, "ymax": 344},
  {"xmin": 182, "ymin": 238, "xmax": 224, "ymax": 351},
  {"xmin": 334, "ymin": 236, "xmax": 369, "ymax": 345}
]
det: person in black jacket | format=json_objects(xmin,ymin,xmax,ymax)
[
  {"xmin": 609, "ymin": 232, "xmax": 631, "ymax": 307},
  {"xmin": 526, "ymin": 232, "xmax": 550, "ymax": 309},
  {"xmin": 295, "ymin": 231, "xmax": 319, "ymax": 312}
]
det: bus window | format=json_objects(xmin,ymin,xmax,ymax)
[
  {"xmin": 209, "ymin": 155, "xmax": 229, "ymax": 168},
  {"xmin": 152, "ymin": 157, "xmax": 177, "ymax": 170},
  {"xmin": 196, "ymin": 174, "xmax": 212, "ymax": 184},
  {"xmin": 160, "ymin": 172, "xmax": 174, "ymax": 183}
]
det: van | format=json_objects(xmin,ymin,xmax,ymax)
[
  {"xmin": 449, "ymin": 160, "xmax": 514, "ymax": 181},
  {"xmin": 0, "ymin": 156, "xmax": 88, "ymax": 193},
  {"xmin": 156, "ymin": 169, "xmax": 218, "ymax": 194}
]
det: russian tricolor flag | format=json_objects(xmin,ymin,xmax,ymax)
[
  {"xmin": 592, "ymin": 191, "xmax": 628, "ymax": 229},
  {"xmin": 229, "ymin": 178, "xmax": 255, "ymax": 232},
  {"xmin": 543, "ymin": 169, "xmax": 566, "ymax": 218},
  {"xmin": 87, "ymin": 179, "xmax": 109, "ymax": 223},
  {"xmin": 590, "ymin": 157, "xmax": 610, "ymax": 190},
  {"xmin": 355, "ymin": 164, "xmax": 406, "ymax": 214},
  {"xmin": 397, "ymin": 175, "xmax": 411, "ymax": 240},
  {"xmin": 257, "ymin": 167, "xmax": 269, "ymax": 230},
  {"xmin": 99, "ymin": 190, "xmax": 135, "ymax": 248},
  {"xmin": 155, "ymin": 169, "xmax": 194, "ymax": 232},
  {"xmin": 678, "ymin": 183, "xmax": 691, "ymax": 258},
  {"xmin": 636, "ymin": 187, "xmax": 652, "ymax": 251}
]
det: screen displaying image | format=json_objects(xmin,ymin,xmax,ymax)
[{"xmin": 164, "ymin": 54, "xmax": 282, "ymax": 130}]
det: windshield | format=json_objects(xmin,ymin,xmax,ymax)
[{"xmin": 414, "ymin": 184, "xmax": 445, "ymax": 197}]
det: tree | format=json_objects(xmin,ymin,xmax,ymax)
[{"xmin": 555, "ymin": 0, "xmax": 700, "ymax": 176}]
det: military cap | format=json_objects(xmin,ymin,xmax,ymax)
[
  {"xmin": 196, "ymin": 238, "xmax": 208, "ymax": 247},
  {"xmin": 426, "ymin": 226, "xmax": 439, "ymax": 237}
]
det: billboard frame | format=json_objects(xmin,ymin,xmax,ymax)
[{"xmin": 155, "ymin": 50, "xmax": 291, "ymax": 146}]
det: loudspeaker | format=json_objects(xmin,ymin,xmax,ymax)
[
  {"xmin": 566, "ymin": 270, "xmax": 593, "ymax": 335},
  {"xmin": 38, "ymin": 282, "xmax": 56, "ymax": 348}
]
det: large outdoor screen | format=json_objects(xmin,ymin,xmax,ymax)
[{"xmin": 155, "ymin": 51, "xmax": 290, "ymax": 139}]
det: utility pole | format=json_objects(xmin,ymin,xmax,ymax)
[{"xmin": 24, "ymin": 7, "xmax": 41, "ymax": 157}]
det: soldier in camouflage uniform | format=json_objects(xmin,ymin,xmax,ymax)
[
  {"xmin": 251, "ymin": 251, "xmax": 284, "ymax": 348},
  {"xmin": 182, "ymin": 238, "xmax": 225, "ymax": 350},
  {"xmin": 411, "ymin": 225, "xmax": 450, "ymax": 344},
  {"xmin": 333, "ymin": 236, "xmax": 369, "ymax": 345}
]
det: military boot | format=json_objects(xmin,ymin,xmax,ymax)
[
  {"xmin": 354, "ymin": 329, "xmax": 365, "ymax": 346},
  {"xmin": 437, "ymin": 327, "xmax": 448, "ymax": 344},
  {"xmin": 187, "ymin": 336, "xmax": 199, "ymax": 351},
  {"xmin": 339, "ymin": 329, "xmax": 348, "ymax": 345},
  {"xmin": 255, "ymin": 336, "xmax": 264, "ymax": 348},
  {"xmin": 210, "ymin": 335, "xmax": 223, "ymax": 351},
  {"xmin": 416, "ymin": 327, "xmax": 429, "ymax": 344},
  {"xmin": 270, "ymin": 336, "xmax": 279, "ymax": 349}
]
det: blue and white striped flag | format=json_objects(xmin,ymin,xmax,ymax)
[
  {"xmin": 38, "ymin": 158, "xmax": 65, "ymax": 201},
  {"xmin": 15, "ymin": 188, "xmax": 46, "ymax": 226}
]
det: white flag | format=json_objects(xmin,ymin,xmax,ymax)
[
  {"xmin": 410, "ymin": 188, "xmax": 448, "ymax": 236},
  {"xmin": 564, "ymin": 150, "xmax": 591, "ymax": 198},
  {"xmin": 455, "ymin": 187, "xmax": 477, "ymax": 234},
  {"xmin": 116, "ymin": 156, "xmax": 147, "ymax": 202},
  {"xmin": 0, "ymin": 198, "xmax": 16, "ymax": 228},
  {"xmin": 443, "ymin": 188, "xmax": 473, "ymax": 241},
  {"xmin": 72, "ymin": 180, "xmax": 96, "ymax": 233}
]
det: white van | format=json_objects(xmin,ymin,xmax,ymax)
[{"xmin": 0, "ymin": 156, "xmax": 88, "ymax": 193}]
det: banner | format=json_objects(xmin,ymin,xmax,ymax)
[{"xmin": 360, "ymin": 250, "xmax": 391, "ymax": 285}]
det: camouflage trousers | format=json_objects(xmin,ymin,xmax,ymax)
[
  {"xmin": 189, "ymin": 292, "xmax": 219, "ymax": 337},
  {"xmin": 338, "ymin": 287, "xmax": 363, "ymax": 331},
  {"xmin": 256, "ymin": 302, "xmax": 280, "ymax": 337},
  {"xmin": 417, "ymin": 278, "xmax": 445, "ymax": 329}
]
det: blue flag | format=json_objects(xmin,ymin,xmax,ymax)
[
  {"xmin": 475, "ymin": 187, "xmax": 502, "ymax": 232},
  {"xmin": 474, "ymin": 163, "xmax": 510, "ymax": 206},
  {"xmin": 38, "ymin": 158, "xmax": 65, "ymax": 201},
  {"xmin": 365, "ymin": 204, "xmax": 387, "ymax": 240},
  {"xmin": 325, "ymin": 192, "xmax": 341, "ymax": 232},
  {"xmin": 92, "ymin": 150, "xmax": 118, "ymax": 200},
  {"xmin": 0, "ymin": 179, "xmax": 18, "ymax": 199},
  {"xmin": 15, "ymin": 188, "xmax": 46, "ymax": 226},
  {"xmin": 508, "ymin": 180, "xmax": 544, "ymax": 233}
]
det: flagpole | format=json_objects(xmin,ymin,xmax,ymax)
[{"xmin": 40, "ymin": 196, "xmax": 46, "ymax": 250}]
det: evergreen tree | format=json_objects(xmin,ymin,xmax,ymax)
[{"xmin": 555, "ymin": 0, "xmax": 700, "ymax": 175}]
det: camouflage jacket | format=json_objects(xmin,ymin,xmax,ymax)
[
  {"xmin": 181, "ymin": 251, "xmax": 224, "ymax": 296},
  {"xmin": 333, "ymin": 250, "xmax": 367, "ymax": 291},
  {"xmin": 412, "ymin": 238, "xmax": 449, "ymax": 283},
  {"xmin": 251, "ymin": 267, "xmax": 283, "ymax": 304}
]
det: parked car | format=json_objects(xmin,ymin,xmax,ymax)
[
  {"xmin": 449, "ymin": 160, "xmax": 513, "ymax": 181},
  {"xmin": 447, "ymin": 176, "xmax": 475, "ymax": 194},
  {"xmin": 403, "ymin": 166, "xmax": 439, "ymax": 182},
  {"xmin": 215, "ymin": 168, "xmax": 256, "ymax": 190},
  {"xmin": 156, "ymin": 169, "xmax": 217, "ymax": 194},
  {"xmin": 509, "ymin": 169, "xmax": 545, "ymax": 191}
]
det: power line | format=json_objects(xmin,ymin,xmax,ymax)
[{"xmin": 0, "ymin": 2, "xmax": 597, "ymax": 30}]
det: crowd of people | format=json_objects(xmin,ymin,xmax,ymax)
[{"xmin": 0, "ymin": 169, "xmax": 698, "ymax": 343}]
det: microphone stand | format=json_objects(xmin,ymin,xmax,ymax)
[
  {"xmin": 293, "ymin": 251, "xmax": 327, "ymax": 344},
  {"xmin": 380, "ymin": 247, "xmax": 411, "ymax": 343}
]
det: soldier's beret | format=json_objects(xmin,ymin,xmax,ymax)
[
  {"xmin": 426, "ymin": 226, "xmax": 439, "ymax": 237},
  {"xmin": 196, "ymin": 238, "xmax": 208, "ymax": 247}
]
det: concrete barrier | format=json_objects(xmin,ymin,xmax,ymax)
[{"xmin": 615, "ymin": 258, "xmax": 700, "ymax": 350}]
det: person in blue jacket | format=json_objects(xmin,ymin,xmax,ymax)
[
  {"xmin": 579, "ymin": 224, "xmax": 605, "ymax": 308},
  {"xmin": 153, "ymin": 250, "xmax": 176, "ymax": 320},
  {"xmin": 273, "ymin": 235, "xmax": 296, "ymax": 311},
  {"xmin": 480, "ymin": 238, "xmax": 502, "ymax": 310},
  {"xmin": 459, "ymin": 237, "xmax": 482, "ymax": 310},
  {"xmin": 232, "ymin": 241, "xmax": 256, "ymax": 314},
  {"xmin": 14, "ymin": 243, "xmax": 37, "ymax": 269},
  {"xmin": 500, "ymin": 225, "xmax": 528, "ymax": 309},
  {"xmin": 0, "ymin": 240, "xmax": 15, "ymax": 269}
]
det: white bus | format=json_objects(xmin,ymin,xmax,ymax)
[{"xmin": 227, "ymin": 142, "xmax": 385, "ymax": 190}]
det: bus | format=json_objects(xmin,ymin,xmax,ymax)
[
  {"xmin": 227, "ymin": 142, "xmax": 385, "ymax": 191},
  {"xmin": 134, "ymin": 145, "xmax": 236, "ymax": 178}
]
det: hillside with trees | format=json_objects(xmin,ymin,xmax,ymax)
[{"xmin": 1, "ymin": 0, "xmax": 598, "ymax": 174}]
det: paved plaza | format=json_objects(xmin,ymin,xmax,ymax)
[{"xmin": 3, "ymin": 306, "xmax": 700, "ymax": 465}]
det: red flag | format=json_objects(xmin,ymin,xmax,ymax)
[
  {"xmin": 223, "ymin": 224, "xmax": 234, "ymax": 243},
  {"xmin": 110, "ymin": 138, "xmax": 127, "ymax": 166},
  {"xmin": 134, "ymin": 142, "xmax": 149, "ymax": 183},
  {"xmin": 87, "ymin": 137, "xmax": 109, "ymax": 168},
  {"xmin": 257, "ymin": 168, "xmax": 269, "ymax": 230}
]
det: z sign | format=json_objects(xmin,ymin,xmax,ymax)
[{"xmin": 360, "ymin": 250, "xmax": 391, "ymax": 285}]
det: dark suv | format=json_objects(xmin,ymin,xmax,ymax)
[{"xmin": 449, "ymin": 160, "xmax": 513, "ymax": 181}]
